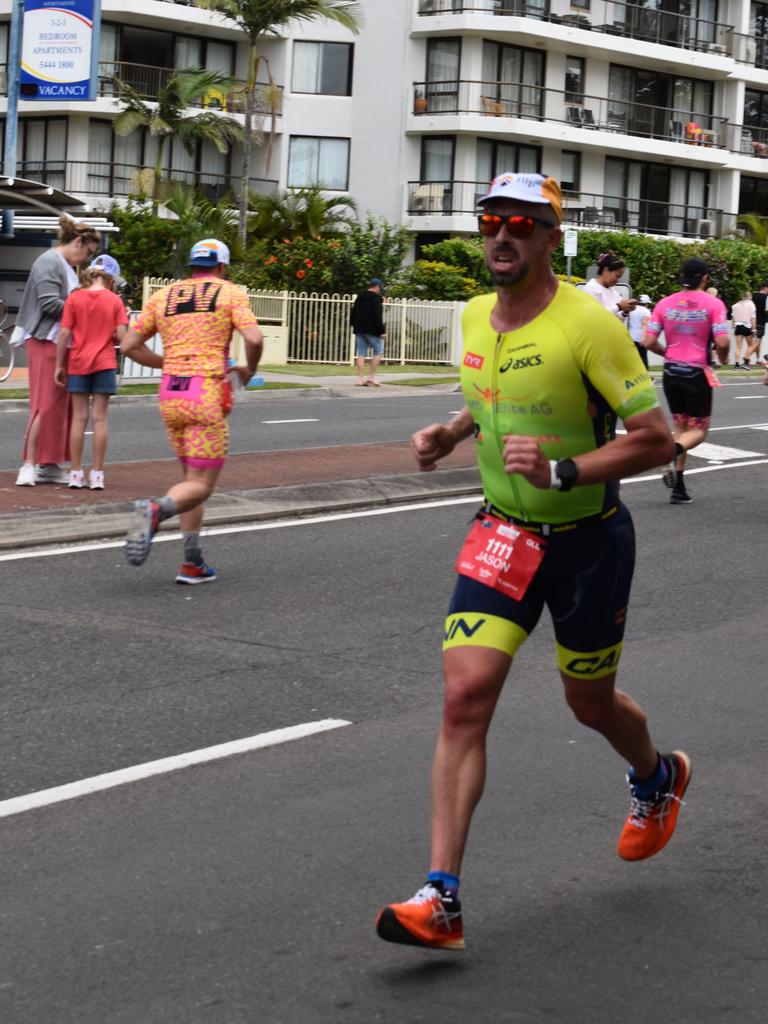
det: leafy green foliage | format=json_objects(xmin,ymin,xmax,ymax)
[
  {"xmin": 551, "ymin": 229, "xmax": 768, "ymax": 308},
  {"xmin": 388, "ymin": 261, "xmax": 482, "ymax": 301}
]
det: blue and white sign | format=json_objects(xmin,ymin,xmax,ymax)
[{"xmin": 20, "ymin": 0, "xmax": 100, "ymax": 100}]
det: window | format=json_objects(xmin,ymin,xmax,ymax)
[
  {"xmin": 482, "ymin": 40, "xmax": 544, "ymax": 119},
  {"xmin": 564, "ymin": 56, "xmax": 585, "ymax": 104},
  {"xmin": 606, "ymin": 157, "xmax": 709, "ymax": 236},
  {"xmin": 292, "ymin": 41, "xmax": 353, "ymax": 95},
  {"xmin": 561, "ymin": 151, "xmax": 581, "ymax": 193},
  {"xmin": 16, "ymin": 118, "xmax": 67, "ymax": 190},
  {"xmin": 740, "ymin": 174, "xmax": 768, "ymax": 215},
  {"xmin": 288, "ymin": 136, "xmax": 349, "ymax": 189},
  {"xmin": 476, "ymin": 138, "xmax": 540, "ymax": 186},
  {"xmin": 425, "ymin": 37, "xmax": 460, "ymax": 112},
  {"xmin": 608, "ymin": 64, "xmax": 713, "ymax": 136}
]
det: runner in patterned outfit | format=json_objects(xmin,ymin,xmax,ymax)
[
  {"xmin": 120, "ymin": 239, "xmax": 264, "ymax": 583},
  {"xmin": 375, "ymin": 173, "xmax": 689, "ymax": 952}
]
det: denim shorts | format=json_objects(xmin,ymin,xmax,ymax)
[
  {"xmin": 355, "ymin": 334, "xmax": 384, "ymax": 357},
  {"xmin": 67, "ymin": 369, "xmax": 118, "ymax": 395}
]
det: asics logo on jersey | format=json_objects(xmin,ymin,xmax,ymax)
[
  {"xmin": 499, "ymin": 354, "xmax": 543, "ymax": 372},
  {"xmin": 165, "ymin": 281, "xmax": 222, "ymax": 316}
]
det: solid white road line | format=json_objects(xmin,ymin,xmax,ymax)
[
  {"xmin": 0, "ymin": 719, "xmax": 351, "ymax": 820},
  {"xmin": 733, "ymin": 395, "xmax": 768, "ymax": 400},
  {"xmin": 261, "ymin": 419, "xmax": 319, "ymax": 424}
]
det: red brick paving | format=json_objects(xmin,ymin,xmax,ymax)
[{"xmin": 0, "ymin": 441, "xmax": 477, "ymax": 514}]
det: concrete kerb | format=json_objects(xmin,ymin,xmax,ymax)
[{"xmin": 0, "ymin": 467, "xmax": 482, "ymax": 551}]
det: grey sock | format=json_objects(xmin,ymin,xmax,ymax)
[
  {"xmin": 182, "ymin": 532, "xmax": 202, "ymax": 564},
  {"xmin": 157, "ymin": 496, "xmax": 177, "ymax": 521}
]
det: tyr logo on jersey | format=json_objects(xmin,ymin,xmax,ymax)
[
  {"xmin": 165, "ymin": 281, "xmax": 222, "ymax": 316},
  {"xmin": 464, "ymin": 351, "xmax": 484, "ymax": 369}
]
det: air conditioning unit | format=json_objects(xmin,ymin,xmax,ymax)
[{"xmin": 697, "ymin": 219, "xmax": 713, "ymax": 238}]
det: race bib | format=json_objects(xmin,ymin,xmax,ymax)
[{"xmin": 456, "ymin": 514, "xmax": 546, "ymax": 601}]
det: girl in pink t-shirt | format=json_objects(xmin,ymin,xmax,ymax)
[{"xmin": 54, "ymin": 255, "xmax": 128, "ymax": 490}]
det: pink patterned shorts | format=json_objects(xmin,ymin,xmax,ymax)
[{"xmin": 158, "ymin": 374, "xmax": 228, "ymax": 470}]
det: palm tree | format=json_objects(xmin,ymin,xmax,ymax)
[
  {"xmin": 194, "ymin": 0, "xmax": 363, "ymax": 243},
  {"xmin": 112, "ymin": 68, "xmax": 244, "ymax": 210},
  {"xmin": 164, "ymin": 182, "xmax": 241, "ymax": 276},
  {"xmin": 247, "ymin": 186, "xmax": 357, "ymax": 242},
  {"xmin": 738, "ymin": 212, "xmax": 768, "ymax": 246}
]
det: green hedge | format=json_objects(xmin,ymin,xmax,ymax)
[{"xmin": 552, "ymin": 230, "xmax": 768, "ymax": 308}]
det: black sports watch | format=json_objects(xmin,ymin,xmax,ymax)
[{"xmin": 555, "ymin": 458, "xmax": 579, "ymax": 492}]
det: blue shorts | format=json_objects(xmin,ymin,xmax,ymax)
[
  {"xmin": 67, "ymin": 369, "xmax": 117, "ymax": 395},
  {"xmin": 356, "ymin": 334, "xmax": 384, "ymax": 357},
  {"xmin": 443, "ymin": 503, "xmax": 635, "ymax": 679}
]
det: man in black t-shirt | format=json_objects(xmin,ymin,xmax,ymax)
[
  {"xmin": 751, "ymin": 281, "xmax": 768, "ymax": 363},
  {"xmin": 350, "ymin": 279, "xmax": 386, "ymax": 386}
]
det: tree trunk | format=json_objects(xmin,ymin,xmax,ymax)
[
  {"xmin": 239, "ymin": 46, "xmax": 258, "ymax": 246},
  {"xmin": 153, "ymin": 137, "xmax": 166, "ymax": 213}
]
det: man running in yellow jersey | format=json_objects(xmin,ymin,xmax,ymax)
[
  {"xmin": 376, "ymin": 173, "xmax": 689, "ymax": 952},
  {"xmin": 121, "ymin": 239, "xmax": 263, "ymax": 583}
]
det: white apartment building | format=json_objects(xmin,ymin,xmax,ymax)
[{"xmin": 1, "ymin": 0, "xmax": 768, "ymax": 252}]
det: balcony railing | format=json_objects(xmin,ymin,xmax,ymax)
[
  {"xmin": 407, "ymin": 180, "xmax": 726, "ymax": 239},
  {"xmin": 417, "ymin": 1, "xmax": 731, "ymax": 55},
  {"xmin": 731, "ymin": 33, "xmax": 768, "ymax": 70},
  {"xmin": 14, "ymin": 160, "xmax": 278, "ymax": 202},
  {"xmin": 0, "ymin": 61, "xmax": 283, "ymax": 114},
  {"xmin": 412, "ymin": 81, "xmax": 726, "ymax": 147}
]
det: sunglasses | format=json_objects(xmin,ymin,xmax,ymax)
[{"xmin": 477, "ymin": 213, "xmax": 555, "ymax": 238}]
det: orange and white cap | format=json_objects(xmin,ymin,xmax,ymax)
[{"xmin": 476, "ymin": 172, "xmax": 563, "ymax": 224}]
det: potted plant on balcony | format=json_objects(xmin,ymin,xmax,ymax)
[{"xmin": 414, "ymin": 88, "xmax": 428, "ymax": 114}]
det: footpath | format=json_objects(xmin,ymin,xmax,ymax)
[{"xmin": 0, "ymin": 371, "xmax": 481, "ymax": 551}]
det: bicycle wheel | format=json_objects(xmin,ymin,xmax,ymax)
[{"xmin": 0, "ymin": 333, "xmax": 14, "ymax": 383}]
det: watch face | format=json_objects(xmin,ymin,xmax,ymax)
[{"xmin": 557, "ymin": 458, "xmax": 578, "ymax": 489}]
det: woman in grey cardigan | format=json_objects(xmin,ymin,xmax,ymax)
[{"xmin": 13, "ymin": 216, "xmax": 101, "ymax": 486}]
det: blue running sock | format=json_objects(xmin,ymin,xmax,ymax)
[
  {"xmin": 427, "ymin": 871, "xmax": 460, "ymax": 897},
  {"xmin": 629, "ymin": 755, "xmax": 669, "ymax": 798}
]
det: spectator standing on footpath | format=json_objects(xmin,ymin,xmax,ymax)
[
  {"xmin": 12, "ymin": 216, "xmax": 101, "ymax": 486},
  {"xmin": 376, "ymin": 171, "xmax": 685, "ymax": 953},
  {"xmin": 120, "ymin": 239, "xmax": 264, "ymax": 584},
  {"xmin": 627, "ymin": 293, "xmax": 652, "ymax": 367},
  {"xmin": 54, "ymin": 255, "xmax": 129, "ymax": 490},
  {"xmin": 731, "ymin": 291, "xmax": 758, "ymax": 370},
  {"xmin": 582, "ymin": 251, "xmax": 638, "ymax": 320},
  {"xmin": 350, "ymin": 278, "xmax": 386, "ymax": 387},
  {"xmin": 643, "ymin": 257, "xmax": 730, "ymax": 505}
]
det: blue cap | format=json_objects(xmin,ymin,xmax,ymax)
[
  {"xmin": 89, "ymin": 254, "xmax": 121, "ymax": 278},
  {"xmin": 370, "ymin": 278, "xmax": 384, "ymax": 289}
]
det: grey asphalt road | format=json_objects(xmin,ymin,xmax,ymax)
[
  {"xmin": 1, "ymin": 467, "xmax": 767, "ymax": 1023},
  {"xmin": 1, "ymin": 377, "xmax": 768, "ymax": 472},
  {"xmin": 0, "ymin": 392, "xmax": 465, "ymax": 470}
]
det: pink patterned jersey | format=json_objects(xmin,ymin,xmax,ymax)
[
  {"xmin": 646, "ymin": 289, "xmax": 729, "ymax": 366},
  {"xmin": 134, "ymin": 275, "xmax": 258, "ymax": 377}
]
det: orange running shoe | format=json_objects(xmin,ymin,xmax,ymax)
[
  {"xmin": 376, "ymin": 883, "xmax": 465, "ymax": 950},
  {"xmin": 618, "ymin": 751, "xmax": 692, "ymax": 861}
]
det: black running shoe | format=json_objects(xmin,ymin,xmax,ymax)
[{"xmin": 670, "ymin": 488, "xmax": 692, "ymax": 504}]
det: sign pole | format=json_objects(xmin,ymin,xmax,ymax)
[{"xmin": 2, "ymin": 0, "xmax": 24, "ymax": 237}]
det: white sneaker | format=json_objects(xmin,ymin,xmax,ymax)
[
  {"xmin": 68, "ymin": 469, "xmax": 85, "ymax": 489},
  {"xmin": 89, "ymin": 470, "xmax": 105, "ymax": 490},
  {"xmin": 15, "ymin": 464, "xmax": 36, "ymax": 486},
  {"xmin": 35, "ymin": 464, "xmax": 69, "ymax": 484}
]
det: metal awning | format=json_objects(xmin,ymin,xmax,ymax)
[
  {"xmin": 10, "ymin": 215, "xmax": 120, "ymax": 233},
  {"xmin": 0, "ymin": 176, "xmax": 86, "ymax": 216}
]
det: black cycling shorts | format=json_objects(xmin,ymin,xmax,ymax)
[
  {"xmin": 443, "ymin": 503, "xmax": 635, "ymax": 679},
  {"xmin": 662, "ymin": 362, "xmax": 712, "ymax": 420}
]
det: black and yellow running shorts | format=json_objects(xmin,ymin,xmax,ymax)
[{"xmin": 443, "ymin": 503, "xmax": 635, "ymax": 680}]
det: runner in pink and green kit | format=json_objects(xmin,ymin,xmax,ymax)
[{"xmin": 644, "ymin": 257, "xmax": 730, "ymax": 504}]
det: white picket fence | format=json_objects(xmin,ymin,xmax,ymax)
[{"xmin": 122, "ymin": 279, "xmax": 461, "ymax": 379}]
